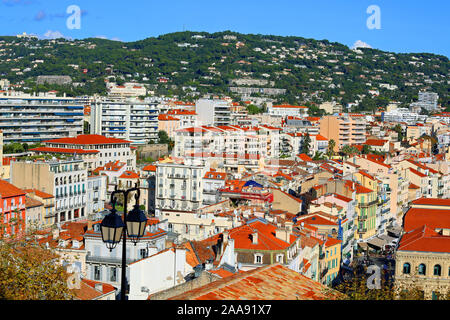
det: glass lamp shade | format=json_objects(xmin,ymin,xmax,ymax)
[
  {"xmin": 126, "ymin": 204, "xmax": 148, "ymax": 244},
  {"xmin": 100, "ymin": 209, "xmax": 125, "ymax": 251}
]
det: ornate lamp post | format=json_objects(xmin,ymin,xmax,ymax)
[{"xmin": 100, "ymin": 183, "xmax": 147, "ymax": 300}]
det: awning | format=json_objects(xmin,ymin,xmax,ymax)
[
  {"xmin": 378, "ymin": 234, "xmax": 396, "ymax": 243},
  {"xmin": 366, "ymin": 237, "xmax": 386, "ymax": 250}
]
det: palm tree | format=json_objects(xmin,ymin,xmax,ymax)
[{"xmin": 327, "ymin": 139, "xmax": 336, "ymax": 159}]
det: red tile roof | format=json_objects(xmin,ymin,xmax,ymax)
[
  {"xmin": 273, "ymin": 104, "xmax": 308, "ymax": 109},
  {"xmin": 30, "ymin": 147, "xmax": 99, "ymax": 154},
  {"xmin": 411, "ymin": 198, "xmax": 450, "ymax": 207},
  {"xmin": 119, "ymin": 171, "xmax": 140, "ymax": 179},
  {"xmin": 24, "ymin": 188, "xmax": 54, "ymax": 199},
  {"xmin": 228, "ymin": 220, "xmax": 294, "ymax": 251},
  {"xmin": 325, "ymin": 237, "xmax": 342, "ymax": 247},
  {"xmin": 204, "ymin": 171, "xmax": 227, "ymax": 180},
  {"xmin": 73, "ymin": 279, "xmax": 116, "ymax": 300},
  {"xmin": 158, "ymin": 114, "xmax": 180, "ymax": 121},
  {"xmin": 398, "ymin": 225, "xmax": 450, "ymax": 253},
  {"xmin": 167, "ymin": 263, "xmax": 341, "ymax": 300},
  {"xmin": 365, "ymin": 139, "xmax": 387, "ymax": 146},
  {"xmin": 403, "ymin": 208, "xmax": 450, "ymax": 232},
  {"xmin": 409, "ymin": 167, "xmax": 427, "ymax": 178},
  {"xmin": 297, "ymin": 153, "xmax": 313, "ymax": 162},
  {"xmin": 142, "ymin": 165, "xmax": 157, "ymax": 172},
  {"xmin": 0, "ymin": 180, "xmax": 26, "ymax": 198},
  {"xmin": 45, "ymin": 134, "xmax": 131, "ymax": 145}
]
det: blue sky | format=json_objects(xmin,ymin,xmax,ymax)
[{"xmin": 0, "ymin": 0, "xmax": 449, "ymax": 57}]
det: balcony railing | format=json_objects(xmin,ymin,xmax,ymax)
[{"xmin": 357, "ymin": 200, "xmax": 378, "ymax": 208}]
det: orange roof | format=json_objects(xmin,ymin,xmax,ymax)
[
  {"xmin": 158, "ymin": 114, "xmax": 180, "ymax": 121},
  {"xmin": 167, "ymin": 109, "xmax": 196, "ymax": 115},
  {"xmin": 411, "ymin": 198, "xmax": 450, "ymax": 207},
  {"xmin": 167, "ymin": 264, "xmax": 341, "ymax": 300},
  {"xmin": 208, "ymin": 268, "xmax": 235, "ymax": 279},
  {"xmin": 398, "ymin": 225, "xmax": 450, "ymax": 253},
  {"xmin": 409, "ymin": 167, "xmax": 427, "ymax": 178},
  {"xmin": 365, "ymin": 139, "xmax": 387, "ymax": 146},
  {"xmin": 404, "ymin": 208, "xmax": 450, "ymax": 232},
  {"xmin": 408, "ymin": 183, "xmax": 420, "ymax": 189},
  {"xmin": 315, "ymin": 134, "xmax": 328, "ymax": 141},
  {"xmin": 24, "ymin": 188, "xmax": 54, "ymax": 199},
  {"xmin": 204, "ymin": 171, "xmax": 227, "ymax": 180},
  {"xmin": 142, "ymin": 165, "xmax": 157, "ymax": 172},
  {"xmin": 73, "ymin": 279, "xmax": 116, "ymax": 300},
  {"xmin": 0, "ymin": 180, "xmax": 26, "ymax": 198},
  {"xmin": 297, "ymin": 153, "xmax": 313, "ymax": 162},
  {"xmin": 119, "ymin": 171, "xmax": 140, "ymax": 179},
  {"xmin": 30, "ymin": 147, "xmax": 99, "ymax": 154},
  {"xmin": 227, "ymin": 220, "xmax": 296, "ymax": 251},
  {"xmin": 273, "ymin": 104, "xmax": 308, "ymax": 109},
  {"xmin": 325, "ymin": 237, "xmax": 342, "ymax": 247},
  {"xmin": 45, "ymin": 134, "xmax": 131, "ymax": 145}
]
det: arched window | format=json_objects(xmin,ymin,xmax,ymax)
[
  {"xmin": 433, "ymin": 264, "xmax": 441, "ymax": 276},
  {"xmin": 418, "ymin": 264, "xmax": 426, "ymax": 275},
  {"xmin": 403, "ymin": 263, "xmax": 411, "ymax": 274}
]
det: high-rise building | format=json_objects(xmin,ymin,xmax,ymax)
[
  {"xmin": 319, "ymin": 114, "xmax": 367, "ymax": 151},
  {"xmin": 195, "ymin": 99, "xmax": 231, "ymax": 126},
  {"xmin": 410, "ymin": 91, "xmax": 439, "ymax": 111},
  {"xmin": 90, "ymin": 98, "xmax": 158, "ymax": 145},
  {"xmin": 0, "ymin": 94, "xmax": 84, "ymax": 143}
]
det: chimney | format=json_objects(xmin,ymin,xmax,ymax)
[
  {"xmin": 52, "ymin": 228, "xmax": 59, "ymax": 240},
  {"xmin": 94, "ymin": 283, "xmax": 103, "ymax": 292},
  {"xmin": 251, "ymin": 232, "xmax": 258, "ymax": 244},
  {"xmin": 223, "ymin": 230, "xmax": 229, "ymax": 245},
  {"xmin": 87, "ymin": 220, "xmax": 94, "ymax": 231}
]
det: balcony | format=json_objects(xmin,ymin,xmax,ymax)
[
  {"xmin": 357, "ymin": 200, "xmax": 378, "ymax": 208},
  {"xmin": 320, "ymin": 267, "xmax": 329, "ymax": 279},
  {"xmin": 357, "ymin": 228, "xmax": 367, "ymax": 234},
  {"xmin": 358, "ymin": 215, "xmax": 368, "ymax": 221}
]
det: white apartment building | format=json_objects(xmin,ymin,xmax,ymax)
[
  {"xmin": 90, "ymin": 98, "xmax": 159, "ymax": 145},
  {"xmin": 30, "ymin": 134, "xmax": 137, "ymax": 172},
  {"xmin": 195, "ymin": 99, "xmax": 231, "ymax": 126},
  {"xmin": 86, "ymin": 174, "xmax": 107, "ymax": 217},
  {"xmin": 268, "ymin": 104, "xmax": 308, "ymax": 117},
  {"xmin": 382, "ymin": 108, "xmax": 427, "ymax": 124},
  {"xmin": 84, "ymin": 220, "xmax": 167, "ymax": 297},
  {"xmin": 202, "ymin": 170, "xmax": 227, "ymax": 206},
  {"xmin": 106, "ymin": 82, "xmax": 147, "ymax": 97},
  {"xmin": 11, "ymin": 158, "xmax": 88, "ymax": 226},
  {"xmin": 410, "ymin": 91, "xmax": 439, "ymax": 111},
  {"xmin": 0, "ymin": 93, "xmax": 84, "ymax": 143},
  {"xmin": 174, "ymin": 125, "xmax": 280, "ymax": 163},
  {"xmin": 155, "ymin": 159, "xmax": 207, "ymax": 217}
]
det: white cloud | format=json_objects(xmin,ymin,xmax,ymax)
[
  {"xmin": 352, "ymin": 40, "xmax": 372, "ymax": 49},
  {"xmin": 42, "ymin": 30, "xmax": 66, "ymax": 39}
]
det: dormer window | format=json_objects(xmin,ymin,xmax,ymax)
[
  {"xmin": 93, "ymin": 224, "xmax": 100, "ymax": 232},
  {"xmin": 254, "ymin": 253, "xmax": 263, "ymax": 264}
]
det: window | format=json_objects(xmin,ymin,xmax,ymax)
[
  {"xmin": 276, "ymin": 254, "xmax": 284, "ymax": 263},
  {"xmin": 254, "ymin": 254, "xmax": 263, "ymax": 264},
  {"xmin": 403, "ymin": 263, "xmax": 411, "ymax": 274},
  {"xmin": 139, "ymin": 248, "xmax": 148, "ymax": 259},
  {"xmin": 110, "ymin": 267, "xmax": 117, "ymax": 282},
  {"xmin": 418, "ymin": 264, "xmax": 426, "ymax": 275},
  {"xmin": 94, "ymin": 266, "xmax": 101, "ymax": 280},
  {"xmin": 433, "ymin": 264, "xmax": 441, "ymax": 276}
]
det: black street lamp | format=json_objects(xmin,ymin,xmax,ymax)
[{"xmin": 100, "ymin": 183, "xmax": 148, "ymax": 300}]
